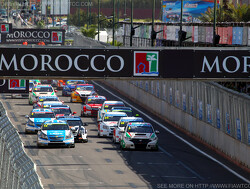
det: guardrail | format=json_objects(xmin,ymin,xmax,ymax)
[{"xmin": 0, "ymin": 101, "xmax": 43, "ymax": 189}]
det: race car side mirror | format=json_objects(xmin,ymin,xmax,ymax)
[
  {"xmin": 55, "ymin": 90, "xmax": 58, "ymax": 93},
  {"xmin": 155, "ymin": 130, "xmax": 160, "ymax": 134},
  {"xmin": 135, "ymin": 114, "xmax": 140, "ymax": 117},
  {"xmin": 84, "ymin": 123, "xmax": 88, "ymax": 126},
  {"xmin": 73, "ymin": 112, "xmax": 77, "ymax": 115},
  {"xmin": 25, "ymin": 115, "xmax": 29, "ymax": 118}
]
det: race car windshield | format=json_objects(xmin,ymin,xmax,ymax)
[
  {"xmin": 29, "ymin": 83, "xmax": 34, "ymax": 88},
  {"xmin": 67, "ymin": 120, "xmax": 83, "ymax": 126},
  {"xmin": 104, "ymin": 116, "xmax": 122, "ymax": 121},
  {"xmin": 87, "ymin": 99, "xmax": 105, "ymax": 104},
  {"xmin": 40, "ymin": 98, "xmax": 58, "ymax": 102},
  {"xmin": 34, "ymin": 87, "xmax": 53, "ymax": 92},
  {"xmin": 113, "ymin": 110, "xmax": 133, "ymax": 117},
  {"xmin": 119, "ymin": 120, "xmax": 142, "ymax": 127},
  {"xmin": 67, "ymin": 81, "xmax": 77, "ymax": 85},
  {"xmin": 42, "ymin": 124, "xmax": 69, "ymax": 130},
  {"xmin": 77, "ymin": 86, "xmax": 94, "ymax": 91},
  {"xmin": 127, "ymin": 126, "xmax": 153, "ymax": 133},
  {"xmin": 52, "ymin": 108, "xmax": 71, "ymax": 115},
  {"xmin": 104, "ymin": 104, "xmax": 124, "ymax": 110},
  {"xmin": 30, "ymin": 113, "xmax": 55, "ymax": 118}
]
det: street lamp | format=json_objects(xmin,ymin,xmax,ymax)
[
  {"xmin": 213, "ymin": 0, "xmax": 220, "ymax": 46},
  {"xmin": 112, "ymin": 0, "xmax": 116, "ymax": 46},
  {"xmin": 130, "ymin": 0, "xmax": 133, "ymax": 46},
  {"xmin": 98, "ymin": 16, "xmax": 113, "ymax": 41},
  {"xmin": 151, "ymin": 0, "xmax": 155, "ymax": 47}
]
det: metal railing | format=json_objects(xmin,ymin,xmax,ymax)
[{"xmin": 0, "ymin": 101, "xmax": 43, "ymax": 189}]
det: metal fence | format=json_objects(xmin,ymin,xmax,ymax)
[
  {"xmin": 118, "ymin": 22, "xmax": 250, "ymax": 47},
  {"xmin": 0, "ymin": 101, "xmax": 43, "ymax": 189},
  {"xmin": 129, "ymin": 80, "xmax": 250, "ymax": 145}
]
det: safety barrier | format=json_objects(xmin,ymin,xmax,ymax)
[
  {"xmin": 104, "ymin": 79, "xmax": 250, "ymax": 168},
  {"xmin": 0, "ymin": 101, "xmax": 43, "ymax": 189}
]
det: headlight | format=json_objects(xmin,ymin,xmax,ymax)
[
  {"xmin": 66, "ymin": 131, "xmax": 74, "ymax": 139},
  {"xmin": 39, "ymin": 132, "xmax": 48, "ymax": 139},
  {"xmin": 28, "ymin": 120, "xmax": 35, "ymax": 126}
]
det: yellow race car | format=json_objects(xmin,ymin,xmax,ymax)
[{"xmin": 70, "ymin": 84, "xmax": 97, "ymax": 103}]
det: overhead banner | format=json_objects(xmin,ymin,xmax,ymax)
[
  {"xmin": 0, "ymin": 47, "xmax": 249, "ymax": 79},
  {"xmin": 0, "ymin": 79, "xmax": 29, "ymax": 93},
  {"xmin": 162, "ymin": 0, "xmax": 220, "ymax": 23},
  {"xmin": 1, "ymin": 29, "xmax": 65, "ymax": 44}
]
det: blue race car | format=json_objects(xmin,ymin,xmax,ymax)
[
  {"xmin": 62, "ymin": 80, "xmax": 85, "ymax": 96},
  {"xmin": 25, "ymin": 108, "xmax": 55, "ymax": 133},
  {"xmin": 37, "ymin": 120, "xmax": 75, "ymax": 148},
  {"xmin": 57, "ymin": 116, "xmax": 88, "ymax": 143},
  {"xmin": 33, "ymin": 95, "xmax": 61, "ymax": 109}
]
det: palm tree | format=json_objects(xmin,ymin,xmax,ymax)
[{"xmin": 199, "ymin": 3, "xmax": 250, "ymax": 22}]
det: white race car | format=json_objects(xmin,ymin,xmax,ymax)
[
  {"xmin": 98, "ymin": 112, "xmax": 127, "ymax": 137},
  {"xmin": 120, "ymin": 122, "xmax": 159, "ymax": 150},
  {"xmin": 113, "ymin": 117, "xmax": 144, "ymax": 143},
  {"xmin": 97, "ymin": 101, "xmax": 125, "ymax": 122}
]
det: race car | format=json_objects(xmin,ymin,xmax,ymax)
[
  {"xmin": 50, "ymin": 104, "xmax": 76, "ymax": 117},
  {"xmin": 29, "ymin": 84, "xmax": 57, "ymax": 105},
  {"xmin": 62, "ymin": 80, "xmax": 86, "ymax": 96},
  {"xmin": 29, "ymin": 81, "xmax": 34, "ymax": 92},
  {"xmin": 70, "ymin": 84, "xmax": 97, "ymax": 103},
  {"xmin": 62, "ymin": 80, "xmax": 78, "ymax": 96},
  {"xmin": 120, "ymin": 122, "xmax": 159, "ymax": 150},
  {"xmin": 98, "ymin": 112, "xmax": 127, "ymax": 137},
  {"xmin": 25, "ymin": 108, "xmax": 55, "ymax": 133},
  {"xmin": 33, "ymin": 95, "xmax": 61, "ymax": 109},
  {"xmin": 57, "ymin": 80, "xmax": 66, "ymax": 90},
  {"xmin": 113, "ymin": 116, "xmax": 144, "ymax": 143},
  {"xmin": 80, "ymin": 95, "xmax": 106, "ymax": 117},
  {"xmin": 97, "ymin": 101, "xmax": 125, "ymax": 122},
  {"xmin": 37, "ymin": 120, "xmax": 75, "ymax": 148},
  {"xmin": 57, "ymin": 116, "xmax": 88, "ymax": 143}
]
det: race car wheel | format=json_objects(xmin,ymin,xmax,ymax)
[
  {"xmin": 70, "ymin": 98, "xmax": 72, "ymax": 102},
  {"xmin": 70, "ymin": 144, "xmax": 75, "ymax": 148}
]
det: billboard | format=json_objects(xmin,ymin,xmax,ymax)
[
  {"xmin": 0, "ymin": 47, "xmax": 249, "ymax": 79},
  {"xmin": 0, "ymin": 80, "xmax": 29, "ymax": 93},
  {"xmin": 162, "ymin": 0, "xmax": 219, "ymax": 23},
  {"xmin": 0, "ymin": 29, "xmax": 65, "ymax": 44}
]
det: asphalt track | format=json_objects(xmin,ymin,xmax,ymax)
[{"xmin": 1, "ymin": 80, "xmax": 249, "ymax": 189}]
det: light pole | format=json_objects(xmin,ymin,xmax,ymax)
[
  {"xmin": 112, "ymin": 0, "xmax": 115, "ymax": 46},
  {"xmin": 87, "ymin": 0, "xmax": 89, "ymax": 28},
  {"xmin": 178, "ymin": 0, "xmax": 184, "ymax": 46},
  {"xmin": 98, "ymin": 0, "xmax": 100, "ymax": 40},
  {"xmin": 98, "ymin": 16, "xmax": 113, "ymax": 41},
  {"xmin": 151, "ymin": 0, "xmax": 156, "ymax": 47},
  {"xmin": 124, "ymin": 0, "xmax": 126, "ymax": 19},
  {"xmin": 213, "ymin": 0, "xmax": 219, "ymax": 46},
  {"xmin": 130, "ymin": 0, "xmax": 133, "ymax": 46}
]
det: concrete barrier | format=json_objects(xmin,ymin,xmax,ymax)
[
  {"xmin": 0, "ymin": 101, "xmax": 43, "ymax": 189},
  {"xmin": 103, "ymin": 79, "xmax": 250, "ymax": 169}
]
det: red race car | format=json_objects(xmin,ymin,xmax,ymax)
[{"xmin": 81, "ymin": 95, "xmax": 106, "ymax": 117}]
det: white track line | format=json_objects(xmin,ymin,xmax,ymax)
[{"xmin": 93, "ymin": 81, "xmax": 250, "ymax": 184}]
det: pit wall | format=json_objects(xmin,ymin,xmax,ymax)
[{"xmin": 103, "ymin": 80, "xmax": 250, "ymax": 169}]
